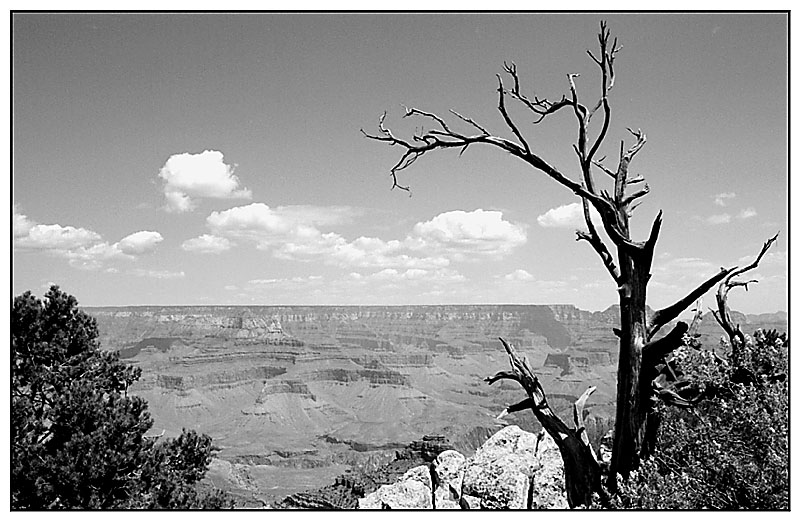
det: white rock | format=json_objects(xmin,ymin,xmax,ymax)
[
  {"xmin": 358, "ymin": 465, "xmax": 433, "ymax": 509},
  {"xmin": 433, "ymin": 450, "xmax": 466, "ymax": 509}
]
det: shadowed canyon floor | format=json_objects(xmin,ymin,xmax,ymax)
[{"xmin": 88, "ymin": 305, "xmax": 786, "ymax": 506}]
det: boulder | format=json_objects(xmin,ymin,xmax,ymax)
[
  {"xmin": 358, "ymin": 465, "xmax": 432, "ymax": 509},
  {"xmin": 433, "ymin": 449, "xmax": 466, "ymax": 509},
  {"xmin": 529, "ymin": 429, "xmax": 567, "ymax": 509},
  {"xmin": 461, "ymin": 425, "xmax": 566, "ymax": 509},
  {"xmin": 461, "ymin": 425, "xmax": 539, "ymax": 509}
]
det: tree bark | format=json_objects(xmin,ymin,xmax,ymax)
[{"xmin": 607, "ymin": 249, "xmax": 650, "ymax": 484}]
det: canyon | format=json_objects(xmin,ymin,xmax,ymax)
[{"xmin": 87, "ymin": 304, "xmax": 786, "ymax": 507}]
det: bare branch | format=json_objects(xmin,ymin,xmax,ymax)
[
  {"xmin": 592, "ymin": 159, "xmax": 617, "ymax": 179},
  {"xmin": 485, "ymin": 370, "xmax": 522, "ymax": 386},
  {"xmin": 642, "ymin": 321, "xmax": 689, "ymax": 368},
  {"xmin": 487, "ymin": 338, "xmax": 601, "ymax": 508},
  {"xmin": 496, "ymin": 74, "xmax": 531, "ymax": 154},
  {"xmin": 573, "ymin": 386, "xmax": 597, "ymax": 435},
  {"xmin": 621, "ymin": 184, "xmax": 650, "ymax": 208},
  {"xmin": 715, "ymin": 233, "xmax": 779, "ymax": 349},
  {"xmin": 648, "ymin": 266, "xmax": 733, "ymax": 340},
  {"xmin": 653, "ymin": 381, "xmax": 703, "ymax": 408},
  {"xmin": 366, "ymin": 103, "xmax": 612, "ymax": 208},
  {"xmin": 586, "ymin": 22, "xmax": 615, "ymax": 163},
  {"xmin": 614, "ymin": 128, "xmax": 647, "ymax": 204},
  {"xmin": 403, "ymin": 105, "xmax": 458, "ymax": 136},
  {"xmin": 449, "ymin": 109, "xmax": 490, "ymax": 135},
  {"xmin": 687, "ymin": 298, "xmax": 704, "ymax": 337},
  {"xmin": 502, "ymin": 61, "xmax": 573, "ymax": 123},
  {"xmin": 576, "ymin": 196, "xmax": 621, "ymax": 283},
  {"xmin": 642, "ymin": 210, "xmax": 664, "ymax": 267}
]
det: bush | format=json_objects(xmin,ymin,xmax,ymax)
[
  {"xmin": 11, "ymin": 286, "xmax": 233, "ymax": 509},
  {"xmin": 612, "ymin": 330, "xmax": 788, "ymax": 509}
]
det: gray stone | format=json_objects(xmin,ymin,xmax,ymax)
[
  {"xmin": 358, "ymin": 465, "xmax": 433, "ymax": 509},
  {"xmin": 433, "ymin": 449, "xmax": 466, "ymax": 509},
  {"xmin": 461, "ymin": 425, "xmax": 539, "ymax": 509},
  {"xmin": 529, "ymin": 430, "xmax": 568, "ymax": 509},
  {"xmin": 460, "ymin": 425, "xmax": 567, "ymax": 509}
]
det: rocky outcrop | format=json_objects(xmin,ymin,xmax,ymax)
[
  {"xmin": 396, "ymin": 435, "xmax": 455, "ymax": 462},
  {"xmin": 352, "ymin": 426, "xmax": 567, "ymax": 510},
  {"xmin": 358, "ymin": 465, "xmax": 433, "ymax": 509},
  {"xmin": 460, "ymin": 425, "xmax": 566, "ymax": 509}
]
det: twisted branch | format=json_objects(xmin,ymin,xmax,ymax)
[
  {"xmin": 485, "ymin": 338, "xmax": 601, "ymax": 508},
  {"xmin": 714, "ymin": 233, "xmax": 779, "ymax": 349}
]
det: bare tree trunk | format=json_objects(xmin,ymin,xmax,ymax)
[{"xmin": 609, "ymin": 251, "xmax": 650, "ymax": 482}]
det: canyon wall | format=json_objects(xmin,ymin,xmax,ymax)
[{"xmin": 86, "ymin": 304, "xmax": 785, "ymax": 506}]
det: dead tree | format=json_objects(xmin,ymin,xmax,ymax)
[
  {"xmin": 488, "ymin": 338, "xmax": 602, "ymax": 508},
  {"xmin": 712, "ymin": 234, "xmax": 779, "ymax": 358},
  {"xmin": 365, "ymin": 21, "xmax": 777, "ymax": 497}
]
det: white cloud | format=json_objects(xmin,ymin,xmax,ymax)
[
  {"xmin": 14, "ymin": 211, "xmax": 164, "ymax": 270},
  {"xmin": 410, "ymin": 209, "xmax": 526, "ymax": 259},
  {"xmin": 713, "ymin": 192, "xmax": 736, "ymax": 206},
  {"xmin": 159, "ymin": 150, "xmax": 252, "ymax": 213},
  {"xmin": 536, "ymin": 202, "xmax": 602, "ymax": 229},
  {"xmin": 503, "ymin": 269, "xmax": 535, "ymax": 281},
  {"xmin": 206, "ymin": 205, "xmax": 523, "ymax": 270},
  {"xmin": 706, "ymin": 213, "xmax": 732, "ymax": 225},
  {"xmin": 14, "ymin": 217, "xmax": 102, "ymax": 251},
  {"xmin": 363, "ymin": 268, "xmax": 465, "ymax": 283},
  {"xmin": 116, "ymin": 231, "xmax": 163, "ymax": 254},
  {"xmin": 13, "ymin": 211, "xmax": 34, "ymax": 238},
  {"xmin": 182, "ymin": 234, "xmax": 232, "ymax": 254},
  {"xmin": 62, "ymin": 243, "xmax": 133, "ymax": 270},
  {"xmin": 129, "ymin": 268, "xmax": 185, "ymax": 279},
  {"xmin": 737, "ymin": 207, "xmax": 757, "ymax": 220}
]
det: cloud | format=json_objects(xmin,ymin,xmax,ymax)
[
  {"xmin": 14, "ymin": 213, "xmax": 102, "ymax": 251},
  {"xmin": 737, "ymin": 207, "xmax": 757, "ymax": 220},
  {"xmin": 116, "ymin": 231, "xmax": 163, "ymax": 254},
  {"xmin": 361, "ymin": 268, "xmax": 465, "ymax": 283},
  {"xmin": 206, "ymin": 205, "xmax": 525, "ymax": 269},
  {"xmin": 713, "ymin": 192, "xmax": 736, "ymax": 207},
  {"xmin": 410, "ymin": 209, "xmax": 526, "ymax": 259},
  {"xmin": 182, "ymin": 234, "xmax": 232, "ymax": 254},
  {"xmin": 129, "ymin": 268, "xmax": 185, "ymax": 279},
  {"xmin": 536, "ymin": 202, "xmax": 601, "ymax": 229},
  {"xmin": 248, "ymin": 275, "xmax": 324, "ymax": 285},
  {"xmin": 159, "ymin": 150, "xmax": 252, "ymax": 212},
  {"xmin": 706, "ymin": 213, "xmax": 732, "ymax": 225},
  {"xmin": 503, "ymin": 269, "xmax": 535, "ymax": 281},
  {"xmin": 62, "ymin": 243, "xmax": 133, "ymax": 270},
  {"xmin": 14, "ymin": 211, "xmax": 164, "ymax": 270},
  {"xmin": 13, "ymin": 211, "xmax": 34, "ymax": 238}
]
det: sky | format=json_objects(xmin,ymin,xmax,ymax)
[{"xmin": 11, "ymin": 12, "xmax": 788, "ymax": 313}]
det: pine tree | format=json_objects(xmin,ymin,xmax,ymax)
[{"xmin": 11, "ymin": 285, "xmax": 232, "ymax": 509}]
